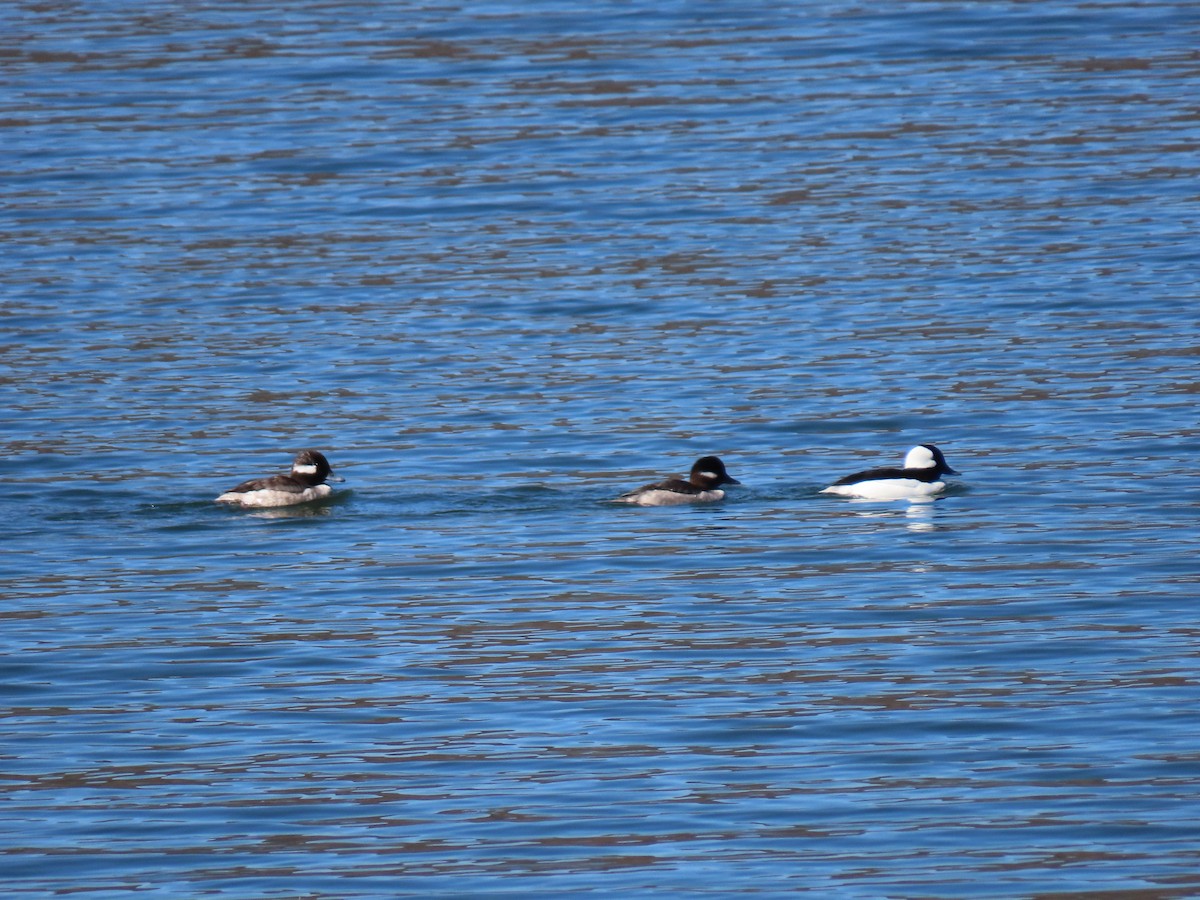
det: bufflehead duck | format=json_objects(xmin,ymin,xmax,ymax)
[
  {"xmin": 615, "ymin": 455, "xmax": 740, "ymax": 507},
  {"xmin": 216, "ymin": 449, "xmax": 344, "ymax": 508},
  {"xmin": 821, "ymin": 444, "xmax": 960, "ymax": 501}
]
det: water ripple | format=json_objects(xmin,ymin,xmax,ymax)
[{"xmin": 3, "ymin": 1, "xmax": 1200, "ymax": 897}]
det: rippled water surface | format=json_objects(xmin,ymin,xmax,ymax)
[{"xmin": 3, "ymin": 1, "xmax": 1200, "ymax": 896}]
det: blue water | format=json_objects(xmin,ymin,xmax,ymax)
[{"xmin": 3, "ymin": 1, "xmax": 1200, "ymax": 896}]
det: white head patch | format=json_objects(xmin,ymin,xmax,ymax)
[
  {"xmin": 903, "ymin": 446, "xmax": 936, "ymax": 469},
  {"xmin": 293, "ymin": 463, "xmax": 319, "ymax": 475},
  {"xmin": 698, "ymin": 470, "xmax": 718, "ymax": 480}
]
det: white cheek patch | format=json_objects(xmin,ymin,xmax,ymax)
[
  {"xmin": 293, "ymin": 464, "xmax": 319, "ymax": 475},
  {"xmin": 698, "ymin": 471, "xmax": 718, "ymax": 480},
  {"xmin": 903, "ymin": 447, "xmax": 935, "ymax": 469}
]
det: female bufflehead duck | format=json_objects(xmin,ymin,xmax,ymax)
[
  {"xmin": 616, "ymin": 455, "xmax": 740, "ymax": 507},
  {"xmin": 821, "ymin": 444, "xmax": 960, "ymax": 501},
  {"xmin": 216, "ymin": 449, "xmax": 344, "ymax": 508}
]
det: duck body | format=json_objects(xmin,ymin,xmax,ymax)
[
  {"xmin": 216, "ymin": 449, "xmax": 343, "ymax": 508},
  {"xmin": 820, "ymin": 444, "xmax": 959, "ymax": 501},
  {"xmin": 616, "ymin": 455, "xmax": 740, "ymax": 507}
]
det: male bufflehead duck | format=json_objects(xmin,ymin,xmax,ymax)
[
  {"xmin": 216, "ymin": 449, "xmax": 344, "ymax": 508},
  {"xmin": 821, "ymin": 444, "xmax": 960, "ymax": 501},
  {"xmin": 615, "ymin": 455, "xmax": 740, "ymax": 507}
]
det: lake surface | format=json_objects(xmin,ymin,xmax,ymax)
[{"xmin": 3, "ymin": 0, "xmax": 1199, "ymax": 896}]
